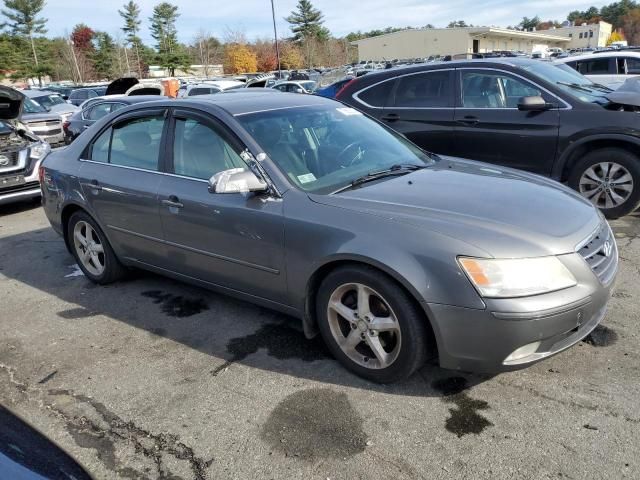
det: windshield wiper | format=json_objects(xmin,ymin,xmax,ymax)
[
  {"xmin": 589, "ymin": 82, "xmax": 614, "ymax": 93},
  {"xmin": 332, "ymin": 164, "xmax": 426, "ymax": 194},
  {"xmin": 556, "ymin": 81, "xmax": 594, "ymax": 93}
]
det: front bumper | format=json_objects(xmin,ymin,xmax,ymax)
[
  {"xmin": 426, "ymin": 251, "xmax": 616, "ymax": 373},
  {"xmin": 0, "ymin": 158, "xmax": 43, "ymax": 205}
]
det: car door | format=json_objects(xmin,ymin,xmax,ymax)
[
  {"xmin": 157, "ymin": 108, "xmax": 287, "ymax": 303},
  {"xmin": 78, "ymin": 108, "xmax": 168, "ymax": 265},
  {"xmin": 376, "ymin": 70, "xmax": 456, "ymax": 155},
  {"xmin": 453, "ymin": 68, "xmax": 560, "ymax": 174}
]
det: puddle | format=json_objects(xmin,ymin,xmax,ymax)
[
  {"xmin": 226, "ymin": 323, "xmax": 331, "ymax": 363},
  {"xmin": 261, "ymin": 388, "xmax": 366, "ymax": 460},
  {"xmin": 432, "ymin": 377, "xmax": 493, "ymax": 437},
  {"xmin": 141, "ymin": 290, "xmax": 208, "ymax": 318},
  {"xmin": 582, "ymin": 325, "xmax": 618, "ymax": 347}
]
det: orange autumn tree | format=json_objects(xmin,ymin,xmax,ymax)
[{"xmin": 224, "ymin": 43, "xmax": 258, "ymax": 74}]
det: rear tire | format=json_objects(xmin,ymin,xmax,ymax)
[
  {"xmin": 67, "ymin": 211, "xmax": 126, "ymax": 284},
  {"xmin": 316, "ymin": 265, "xmax": 429, "ymax": 383},
  {"xmin": 568, "ymin": 148, "xmax": 640, "ymax": 219}
]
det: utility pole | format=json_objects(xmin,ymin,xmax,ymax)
[{"xmin": 270, "ymin": 0, "xmax": 281, "ymax": 77}]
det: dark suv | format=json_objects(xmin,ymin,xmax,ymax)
[{"xmin": 337, "ymin": 58, "xmax": 640, "ymax": 218}]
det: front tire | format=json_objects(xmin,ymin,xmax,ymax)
[
  {"xmin": 568, "ymin": 148, "xmax": 640, "ymax": 219},
  {"xmin": 67, "ymin": 211, "xmax": 126, "ymax": 284},
  {"xmin": 316, "ymin": 265, "xmax": 429, "ymax": 383}
]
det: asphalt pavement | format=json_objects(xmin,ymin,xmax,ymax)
[{"xmin": 0, "ymin": 201, "xmax": 638, "ymax": 480}]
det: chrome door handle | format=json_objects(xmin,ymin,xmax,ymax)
[
  {"xmin": 88, "ymin": 180, "xmax": 102, "ymax": 191},
  {"xmin": 162, "ymin": 196, "xmax": 183, "ymax": 209}
]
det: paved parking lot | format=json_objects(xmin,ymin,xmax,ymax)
[{"xmin": 1, "ymin": 201, "xmax": 639, "ymax": 480}]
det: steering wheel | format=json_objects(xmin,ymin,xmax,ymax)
[{"xmin": 336, "ymin": 142, "xmax": 365, "ymax": 167}]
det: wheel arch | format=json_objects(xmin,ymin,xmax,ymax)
[
  {"xmin": 302, "ymin": 256, "xmax": 439, "ymax": 358},
  {"xmin": 555, "ymin": 135, "xmax": 640, "ymax": 182}
]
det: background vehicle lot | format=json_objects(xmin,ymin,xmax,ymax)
[{"xmin": 1, "ymin": 202, "xmax": 639, "ymax": 479}]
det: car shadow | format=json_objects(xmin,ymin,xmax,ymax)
[
  {"xmin": 0, "ymin": 224, "xmax": 493, "ymax": 398},
  {"xmin": 0, "ymin": 198, "xmax": 42, "ymax": 217}
]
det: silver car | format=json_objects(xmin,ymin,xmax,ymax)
[{"xmin": 40, "ymin": 93, "xmax": 617, "ymax": 383}]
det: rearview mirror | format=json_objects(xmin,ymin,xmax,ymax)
[
  {"xmin": 517, "ymin": 96, "xmax": 552, "ymax": 111},
  {"xmin": 208, "ymin": 168, "xmax": 268, "ymax": 194}
]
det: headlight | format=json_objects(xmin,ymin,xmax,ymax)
[
  {"xmin": 30, "ymin": 142, "xmax": 51, "ymax": 160},
  {"xmin": 458, "ymin": 256, "xmax": 577, "ymax": 298}
]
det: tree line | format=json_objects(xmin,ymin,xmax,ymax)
[
  {"xmin": 0, "ymin": 0, "xmax": 355, "ymax": 84},
  {"xmin": 2, "ymin": 0, "xmax": 640, "ymax": 85}
]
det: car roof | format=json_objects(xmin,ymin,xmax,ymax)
[
  {"xmin": 555, "ymin": 51, "xmax": 640, "ymax": 62},
  {"xmin": 22, "ymin": 89, "xmax": 59, "ymax": 97},
  {"xmin": 177, "ymin": 91, "xmax": 335, "ymax": 116}
]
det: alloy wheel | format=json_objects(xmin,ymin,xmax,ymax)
[
  {"xmin": 72, "ymin": 221, "xmax": 105, "ymax": 276},
  {"xmin": 579, "ymin": 161, "xmax": 633, "ymax": 209},
  {"xmin": 327, "ymin": 282, "xmax": 401, "ymax": 369}
]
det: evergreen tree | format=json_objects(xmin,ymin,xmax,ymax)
[
  {"xmin": 149, "ymin": 2, "xmax": 189, "ymax": 76},
  {"xmin": 93, "ymin": 32, "xmax": 116, "ymax": 79},
  {"xmin": 286, "ymin": 0, "xmax": 327, "ymax": 42},
  {"xmin": 118, "ymin": 1, "xmax": 142, "ymax": 76},
  {"xmin": 1, "ymin": 0, "xmax": 47, "ymax": 67}
]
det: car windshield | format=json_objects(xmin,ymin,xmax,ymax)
[
  {"xmin": 522, "ymin": 62, "xmax": 609, "ymax": 104},
  {"xmin": 23, "ymin": 97, "xmax": 47, "ymax": 113},
  {"xmin": 237, "ymin": 104, "xmax": 435, "ymax": 194},
  {"xmin": 301, "ymin": 81, "xmax": 317, "ymax": 91},
  {"xmin": 34, "ymin": 94, "xmax": 66, "ymax": 108}
]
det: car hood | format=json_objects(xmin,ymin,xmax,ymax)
[
  {"xmin": 309, "ymin": 157, "xmax": 602, "ymax": 258},
  {"xmin": 0, "ymin": 86, "xmax": 24, "ymax": 120},
  {"xmin": 21, "ymin": 112, "xmax": 61, "ymax": 122},
  {"xmin": 606, "ymin": 77, "xmax": 640, "ymax": 107}
]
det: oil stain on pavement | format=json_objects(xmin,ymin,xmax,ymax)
[
  {"xmin": 141, "ymin": 290, "xmax": 208, "ymax": 318},
  {"xmin": 582, "ymin": 325, "xmax": 618, "ymax": 347},
  {"xmin": 212, "ymin": 322, "xmax": 331, "ymax": 375},
  {"xmin": 431, "ymin": 376, "xmax": 493, "ymax": 437},
  {"xmin": 261, "ymin": 388, "xmax": 367, "ymax": 460}
]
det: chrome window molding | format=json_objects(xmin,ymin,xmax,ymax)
[
  {"xmin": 79, "ymin": 158, "xmax": 209, "ymax": 183},
  {"xmin": 352, "ymin": 68, "xmax": 455, "ymax": 110}
]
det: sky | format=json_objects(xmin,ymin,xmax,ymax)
[{"xmin": 40, "ymin": 0, "xmax": 613, "ymax": 45}]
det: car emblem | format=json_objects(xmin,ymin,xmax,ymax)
[
  {"xmin": 0, "ymin": 155, "xmax": 9, "ymax": 167},
  {"xmin": 603, "ymin": 241, "xmax": 613, "ymax": 257}
]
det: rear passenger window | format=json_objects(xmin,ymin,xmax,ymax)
[
  {"xmin": 89, "ymin": 128, "xmax": 110, "ymax": 163},
  {"xmin": 86, "ymin": 103, "xmax": 112, "ymax": 121},
  {"xmin": 392, "ymin": 71, "xmax": 452, "ymax": 108},
  {"xmin": 576, "ymin": 58, "xmax": 610, "ymax": 74},
  {"xmin": 356, "ymin": 80, "xmax": 393, "ymax": 107},
  {"xmin": 109, "ymin": 116, "xmax": 164, "ymax": 170}
]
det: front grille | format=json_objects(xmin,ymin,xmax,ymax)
[
  {"xmin": 0, "ymin": 150, "xmax": 19, "ymax": 170},
  {"xmin": 578, "ymin": 222, "xmax": 618, "ymax": 285}
]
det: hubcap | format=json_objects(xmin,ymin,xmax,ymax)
[
  {"xmin": 579, "ymin": 162, "xmax": 633, "ymax": 209},
  {"xmin": 327, "ymin": 283, "xmax": 401, "ymax": 370},
  {"xmin": 73, "ymin": 221, "xmax": 105, "ymax": 276}
]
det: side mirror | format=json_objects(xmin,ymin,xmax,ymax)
[
  {"xmin": 208, "ymin": 168, "xmax": 268, "ymax": 194},
  {"xmin": 517, "ymin": 96, "xmax": 552, "ymax": 111},
  {"xmin": 293, "ymin": 87, "xmax": 304, "ymax": 94}
]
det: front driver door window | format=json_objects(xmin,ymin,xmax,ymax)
[
  {"xmin": 157, "ymin": 111, "xmax": 287, "ymax": 302},
  {"xmin": 454, "ymin": 70, "xmax": 559, "ymax": 173}
]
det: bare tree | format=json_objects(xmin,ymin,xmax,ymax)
[{"xmin": 194, "ymin": 29, "xmax": 223, "ymax": 76}]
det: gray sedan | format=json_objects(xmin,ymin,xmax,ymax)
[{"xmin": 40, "ymin": 92, "xmax": 617, "ymax": 383}]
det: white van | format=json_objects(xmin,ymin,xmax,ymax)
[{"xmin": 555, "ymin": 51, "xmax": 640, "ymax": 89}]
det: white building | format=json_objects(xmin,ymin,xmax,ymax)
[{"xmin": 351, "ymin": 22, "xmax": 613, "ymax": 61}]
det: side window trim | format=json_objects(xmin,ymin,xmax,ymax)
[{"xmin": 456, "ymin": 67, "xmax": 570, "ymax": 110}]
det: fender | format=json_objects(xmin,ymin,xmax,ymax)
[{"xmin": 552, "ymin": 133, "xmax": 640, "ymax": 180}]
